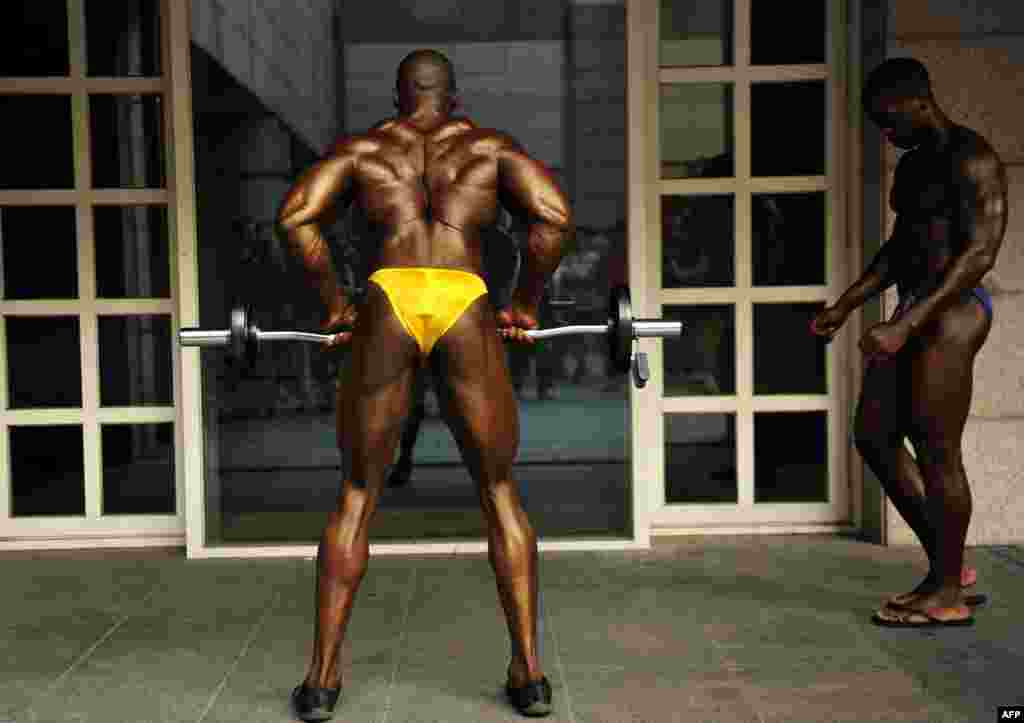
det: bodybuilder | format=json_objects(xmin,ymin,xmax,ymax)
[
  {"xmin": 811, "ymin": 58, "xmax": 1007, "ymax": 627},
  {"xmin": 276, "ymin": 49, "xmax": 571, "ymax": 719}
]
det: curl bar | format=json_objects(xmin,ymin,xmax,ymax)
[{"xmin": 179, "ymin": 286, "xmax": 684, "ymax": 388}]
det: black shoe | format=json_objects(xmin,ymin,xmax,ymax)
[
  {"xmin": 388, "ymin": 459, "xmax": 412, "ymax": 487},
  {"xmin": 506, "ymin": 676, "xmax": 552, "ymax": 717},
  {"xmin": 291, "ymin": 684, "xmax": 341, "ymax": 722}
]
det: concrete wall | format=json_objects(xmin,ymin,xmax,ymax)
[
  {"xmin": 881, "ymin": 0, "xmax": 1024, "ymax": 545},
  {"xmin": 190, "ymin": 0, "xmax": 341, "ymax": 153},
  {"xmin": 569, "ymin": 1, "xmax": 627, "ymax": 229},
  {"xmin": 343, "ymin": 42, "xmax": 565, "ymax": 175}
]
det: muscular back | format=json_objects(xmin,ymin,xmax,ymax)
[{"xmin": 330, "ymin": 117, "xmax": 548, "ymax": 276}]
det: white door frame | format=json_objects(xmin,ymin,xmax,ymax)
[
  {"xmin": 0, "ymin": 0, "xmax": 188, "ymax": 550},
  {"xmin": 632, "ymin": 0, "xmax": 862, "ymax": 536}
]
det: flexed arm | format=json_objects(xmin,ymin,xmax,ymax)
[
  {"xmin": 276, "ymin": 141, "xmax": 358, "ymax": 329},
  {"xmin": 496, "ymin": 136, "xmax": 574, "ymax": 314},
  {"xmin": 898, "ymin": 150, "xmax": 1007, "ymax": 334}
]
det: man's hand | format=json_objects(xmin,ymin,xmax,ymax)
[
  {"xmin": 497, "ymin": 301, "xmax": 539, "ymax": 345},
  {"xmin": 809, "ymin": 304, "xmax": 850, "ymax": 342},
  {"xmin": 321, "ymin": 301, "xmax": 357, "ymax": 348},
  {"xmin": 859, "ymin": 320, "xmax": 910, "ymax": 363}
]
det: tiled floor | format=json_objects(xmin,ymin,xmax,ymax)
[{"xmin": 3, "ymin": 537, "xmax": 1022, "ymax": 723}]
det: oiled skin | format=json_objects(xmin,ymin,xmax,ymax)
[
  {"xmin": 812, "ymin": 84, "xmax": 1007, "ymax": 619},
  {"xmin": 276, "ymin": 52, "xmax": 572, "ymax": 693}
]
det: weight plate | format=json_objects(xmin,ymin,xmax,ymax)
[
  {"xmin": 230, "ymin": 306, "xmax": 248, "ymax": 362},
  {"xmin": 608, "ymin": 285, "xmax": 633, "ymax": 374},
  {"xmin": 245, "ymin": 307, "xmax": 260, "ymax": 364}
]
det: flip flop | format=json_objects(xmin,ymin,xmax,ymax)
[
  {"xmin": 887, "ymin": 592, "xmax": 988, "ymax": 608},
  {"xmin": 871, "ymin": 605, "xmax": 974, "ymax": 628}
]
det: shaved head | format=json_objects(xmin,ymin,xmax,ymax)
[{"xmin": 396, "ymin": 49, "xmax": 456, "ymax": 95}]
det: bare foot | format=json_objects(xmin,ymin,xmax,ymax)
[
  {"xmin": 887, "ymin": 565, "xmax": 977, "ymax": 607},
  {"xmin": 889, "ymin": 586, "xmax": 965, "ymax": 615},
  {"xmin": 872, "ymin": 602, "xmax": 973, "ymax": 627}
]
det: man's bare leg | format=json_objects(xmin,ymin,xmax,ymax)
[
  {"xmin": 894, "ymin": 297, "xmax": 990, "ymax": 618},
  {"xmin": 433, "ymin": 297, "xmax": 545, "ymax": 696},
  {"xmin": 303, "ymin": 285, "xmax": 419, "ymax": 693},
  {"xmin": 854, "ymin": 354, "xmax": 978, "ymax": 606}
]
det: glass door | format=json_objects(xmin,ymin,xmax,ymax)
[
  {"xmin": 181, "ymin": 0, "xmax": 644, "ymax": 555},
  {"xmin": 634, "ymin": 0, "xmax": 854, "ymax": 531}
]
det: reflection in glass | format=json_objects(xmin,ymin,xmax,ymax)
[
  {"xmin": 753, "ymin": 303, "xmax": 826, "ymax": 395},
  {"xmin": 6, "ymin": 317, "xmax": 82, "ymax": 408},
  {"xmin": 99, "ymin": 315, "xmax": 173, "ymax": 406},
  {"xmin": 660, "ymin": 0, "xmax": 732, "ymax": 68},
  {"xmin": 663, "ymin": 305, "xmax": 735, "ymax": 396},
  {"xmin": 755, "ymin": 411, "xmax": 827, "ymax": 502},
  {"xmin": 665, "ymin": 413, "xmax": 737, "ymax": 503},
  {"xmin": 752, "ymin": 192, "xmax": 827, "ymax": 286},
  {"xmin": 10, "ymin": 425, "xmax": 85, "ymax": 517},
  {"xmin": 102, "ymin": 423, "xmax": 175, "ymax": 515},
  {"xmin": 95, "ymin": 206, "xmax": 171, "ymax": 298},
  {"xmin": 662, "ymin": 195, "xmax": 734, "ymax": 288},
  {"xmin": 192, "ymin": 4, "xmax": 633, "ymax": 545},
  {"xmin": 0, "ymin": 1, "xmax": 69, "ymax": 77},
  {"xmin": 90, "ymin": 94, "xmax": 167, "ymax": 189},
  {"xmin": 752, "ymin": 81, "xmax": 826, "ymax": 177},
  {"xmin": 751, "ymin": 0, "xmax": 826, "ymax": 66},
  {"xmin": 660, "ymin": 83, "xmax": 734, "ymax": 179},
  {"xmin": 0, "ymin": 96, "xmax": 74, "ymax": 189},
  {"xmin": 87, "ymin": 0, "xmax": 162, "ymax": 77},
  {"xmin": 2, "ymin": 207, "xmax": 78, "ymax": 299}
]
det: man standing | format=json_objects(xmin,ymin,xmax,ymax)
[
  {"xmin": 276, "ymin": 50, "xmax": 571, "ymax": 719},
  {"xmin": 811, "ymin": 58, "xmax": 1007, "ymax": 627}
]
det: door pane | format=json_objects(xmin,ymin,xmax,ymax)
[
  {"xmin": 0, "ymin": 1, "xmax": 69, "ymax": 77},
  {"xmin": 751, "ymin": 0, "xmax": 826, "ymax": 66},
  {"xmin": 751, "ymin": 81, "xmax": 826, "ymax": 177},
  {"xmin": 752, "ymin": 192, "xmax": 826, "ymax": 286},
  {"xmin": 0, "ymin": 96, "xmax": 74, "ymax": 189},
  {"xmin": 191, "ymin": 1, "xmax": 633, "ymax": 545},
  {"xmin": 753, "ymin": 302, "xmax": 826, "ymax": 395},
  {"xmin": 102, "ymin": 423, "xmax": 175, "ymax": 515},
  {"xmin": 90, "ymin": 94, "xmax": 167, "ymax": 189},
  {"xmin": 2, "ymin": 206, "xmax": 78, "ymax": 299},
  {"xmin": 662, "ymin": 195, "xmax": 734, "ymax": 288},
  {"xmin": 660, "ymin": 83, "xmax": 734, "ymax": 179},
  {"xmin": 5, "ymin": 316, "xmax": 82, "ymax": 409},
  {"xmin": 665, "ymin": 413, "xmax": 737, "ymax": 503},
  {"xmin": 95, "ymin": 206, "xmax": 171, "ymax": 298},
  {"xmin": 754, "ymin": 411, "xmax": 827, "ymax": 502},
  {"xmin": 663, "ymin": 305, "xmax": 735, "ymax": 397},
  {"xmin": 98, "ymin": 315, "xmax": 174, "ymax": 406},
  {"xmin": 660, "ymin": 0, "xmax": 733, "ymax": 68},
  {"xmin": 10, "ymin": 425, "xmax": 85, "ymax": 517},
  {"xmin": 86, "ymin": 0, "xmax": 162, "ymax": 77}
]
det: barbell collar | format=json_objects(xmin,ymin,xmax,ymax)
[
  {"xmin": 634, "ymin": 320, "xmax": 683, "ymax": 339},
  {"xmin": 179, "ymin": 328, "xmax": 231, "ymax": 347}
]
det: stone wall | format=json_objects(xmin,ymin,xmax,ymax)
[
  {"xmin": 569, "ymin": 2, "xmax": 627, "ymax": 229},
  {"xmin": 881, "ymin": 0, "xmax": 1024, "ymax": 545},
  {"xmin": 190, "ymin": 0, "xmax": 341, "ymax": 154},
  {"xmin": 343, "ymin": 42, "xmax": 565, "ymax": 177}
]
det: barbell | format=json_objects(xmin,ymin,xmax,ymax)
[{"xmin": 178, "ymin": 285, "xmax": 683, "ymax": 389}]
